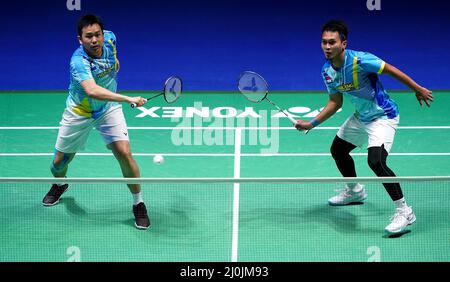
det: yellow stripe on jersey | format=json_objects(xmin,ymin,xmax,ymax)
[
  {"xmin": 72, "ymin": 97, "xmax": 92, "ymax": 117},
  {"xmin": 109, "ymin": 39, "xmax": 119, "ymax": 71},
  {"xmin": 352, "ymin": 56, "xmax": 359, "ymax": 89},
  {"xmin": 378, "ymin": 61, "xmax": 386, "ymax": 74}
]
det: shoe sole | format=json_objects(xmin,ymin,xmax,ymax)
[
  {"xmin": 328, "ymin": 195, "xmax": 368, "ymax": 206},
  {"xmin": 42, "ymin": 187, "xmax": 69, "ymax": 207},
  {"xmin": 42, "ymin": 200, "xmax": 60, "ymax": 207},
  {"xmin": 134, "ymin": 222, "xmax": 150, "ymax": 230}
]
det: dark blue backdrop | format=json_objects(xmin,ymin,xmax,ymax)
[{"xmin": 1, "ymin": 0, "xmax": 449, "ymax": 91}]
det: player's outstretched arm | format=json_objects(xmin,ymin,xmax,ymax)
[
  {"xmin": 295, "ymin": 93, "xmax": 343, "ymax": 131},
  {"xmin": 382, "ymin": 63, "xmax": 433, "ymax": 107},
  {"xmin": 81, "ymin": 79, "xmax": 146, "ymax": 106}
]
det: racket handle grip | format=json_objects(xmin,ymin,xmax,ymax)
[
  {"xmin": 131, "ymin": 98, "xmax": 148, "ymax": 108},
  {"xmin": 287, "ymin": 116, "xmax": 298, "ymax": 125}
]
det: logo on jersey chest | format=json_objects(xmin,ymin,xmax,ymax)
[
  {"xmin": 89, "ymin": 61, "xmax": 114, "ymax": 78},
  {"xmin": 96, "ymin": 65, "xmax": 115, "ymax": 78},
  {"xmin": 323, "ymin": 73, "xmax": 332, "ymax": 84},
  {"xmin": 336, "ymin": 83, "xmax": 356, "ymax": 92}
]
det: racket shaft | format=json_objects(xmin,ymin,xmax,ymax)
[
  {"xmin": 130, "ymin": 92, "xmax": 163, "ymax": 108},
  {"xmin": 266, "ymin": 97, "xmax": 309, "ymax": 134},
  {"xmin": 265, "ymin": 98, "xmax": 297, "ymax": 124},
  {"xmin": 145, "ymin": 92, "xmax": 164, "ymax": 101}
]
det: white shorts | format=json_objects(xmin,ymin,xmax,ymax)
[
  {"xmin": 55, "ymin": 105, "xmax": 130, "ymax": 153},
  {"xmin": 337, "ymin": 115, "xmax": 399, "ymax": 152}
]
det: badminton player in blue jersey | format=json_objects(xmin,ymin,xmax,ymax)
[
  {"xmin": 42, "ymin": 14, "xmax": 150, "ymax": 230},
  {"xmin": 295, "ymin": 20, "xmax": 433, "ymax": 235}
]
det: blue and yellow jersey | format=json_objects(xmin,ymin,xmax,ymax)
[
  {"xmin": 321, "ymin": 49, "xmax": 399, "ymax": 122},
  {"xmin": 67, "ymin": 30, "xmax": 120, "ymax": 119}
]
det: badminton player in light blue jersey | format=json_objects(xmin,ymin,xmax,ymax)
[
  {"xmin": 42, "ymin": 14, "xmax": 150, "ymax": 230},
  {"xmin": 295, "ymin": 20, "xmax": 433, "ymax": 235}
]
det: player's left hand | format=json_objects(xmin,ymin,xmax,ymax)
[{"xmin": 415, "ymin": 86, "xmax": 433, "ymax": 107}]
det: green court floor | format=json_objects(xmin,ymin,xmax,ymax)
[{"xmin": 0, "ymin": 91, "xmax": 449, "ymax": 261}]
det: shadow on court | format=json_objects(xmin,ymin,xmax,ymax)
[
  {"xmin": 239, "ymin": 201, "xmax": 395, "ymax": 236},
  {"xmin": 60, "ymin": 197, "xmax": 87, "ymax": 216}
]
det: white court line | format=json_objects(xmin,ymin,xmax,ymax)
[
  {"xmin": 1, "ymin": 153, "xmax": 449, "ymax": 157},
  {"xmin": 0, "ymin": 126, "xmax": 449, "ymax": 130},
  {"xmin": 231, "ymin": 128, "xmax": 242, "ymax": 263}
]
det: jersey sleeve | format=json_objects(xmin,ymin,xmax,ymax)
[
  {"xmin": 324, "ymin": 81, "xmax": 339, "ymax": 94},
  {"xmin": 104, "ymin": 30, "xmax": 119, "ymax": 72},
  {"xmin": 359, "ymin": 52, "xmax": 386, "ymax": 74},
  {"xmin": 70, "ymin": 55, "xmax": 93, "ymax": 84},
  {"xmin": 104, "ymin": 30, "xmax": 117, "ymax": 47}
]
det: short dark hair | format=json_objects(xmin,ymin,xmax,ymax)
[
  {"xmin": 77, "ymin": 14, "xmax": 104, "ymax": 37},
  {"xmin": 322, "ymin": 20, "xmax": 348, "ymax": 41}
]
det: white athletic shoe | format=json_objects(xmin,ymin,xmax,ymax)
[
  {"xmin": 384, "ymin": 206, "xmax": 416, "ymax": 235},
  {"xmin": 328, "ymin": 184, "xmax": 367, "ymax": 206}
]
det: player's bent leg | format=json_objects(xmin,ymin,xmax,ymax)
[
  {"xmin": 330, "ymin": 136, "xmax": 358, "ymax": 177},
  {"xmin": 109, "ymin": 140, "xmax": 141, "ymax": 192},
  {"xmin": 50, "ymin": 151, "xmax": 75, "ymax": 177},
  {"xmin": 367, "ymin": 145, "xmax": 416, "ymax": 234},
  {"xmin": 109, "ymin": 140, "xmax": 150, "ymax": 230},
  {"xmin": 43, "ymin": 151, "xmax": 75, "ymax": 206},
  {"xmin": 328, "ymin": 136, "xmax": 366, "ymax": 205},
  {"xmin": 367, "ymin": 145, "xmax": 403, "ymax": 200}
]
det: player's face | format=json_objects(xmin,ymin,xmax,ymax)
[
  {"xmin": 321, "ymin": 31, "xmax": 347, "ymax": 60},
  {"xmin": 78, "ymin": 23, "xmax": 104, "ymax": 58}
]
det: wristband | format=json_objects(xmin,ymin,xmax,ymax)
[{"xmin": 310, "ymin": 118, "xmax": 321, "ymax": 127}]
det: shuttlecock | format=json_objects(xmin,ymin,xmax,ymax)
[{"xmin": 153, "ymin": 154, "xmax": 164, "ymax": 165}]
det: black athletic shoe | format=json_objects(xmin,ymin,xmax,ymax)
[
  {"xmin": 133, "ymin": 202, "xmax": 150, "ymax": 230},
  {"xmin": 42, "ymin": 184, "xmax": 69, "ymax": 206}
]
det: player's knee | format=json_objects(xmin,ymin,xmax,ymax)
[
  {"xmin": 367, "ymin": 148, "xmax": 384, "ymax": 174},
  {"xmin": 330, "ymin": 143, "xmax": 341, "ymax": 159},
  {"xmin": 367, "ymin": 156, "xmax": 382, "ymax": 173},
  {"xmin": 330, "ymin": 137, "xmax": 351, "ymax": 159},
  {"xmin": 115, "ymin": 148, "xmax": 133, "ymax": 163},
  {"xmin": 50, "ymin": 163, "xmax": 62, "ymax": 175},
  {"xmin": 50, "ymin": 153, "xmax": 73, "ymax": 175}
]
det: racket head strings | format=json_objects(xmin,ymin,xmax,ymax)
[
  {"xmin": 237, "ymin": 71, "xmax": 268, "ymax": 103},
  {"xmin": 163, "ymin": 76, "xmax": 182, "ymax": 103}
]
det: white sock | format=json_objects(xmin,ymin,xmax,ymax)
[
  {"xmin": 348, "ymin": 183, "xmax": 363, "ymax": 192},
  {"xmin": 394, "ymin": 198, "xmax": 407, "ymax": 209},
  {"xmin": 132, "ymin": 192, "xmax": 144, "ymax": 206},
  {"xmin": 57, "ymin": 177, "xmax": 67, "ymax": 187}
]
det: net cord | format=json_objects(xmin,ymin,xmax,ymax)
[{"xmin": 0, "ymin": 176, "xmax": 449, "ymax": 184}]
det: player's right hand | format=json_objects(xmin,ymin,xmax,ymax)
[
  {"xmin": 294, "ymin": 120, "xmax": 312, "ymax": 131},
  {"xmin": 129, "ymin": 96, "xmax": 147, "ymax": 107}
]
